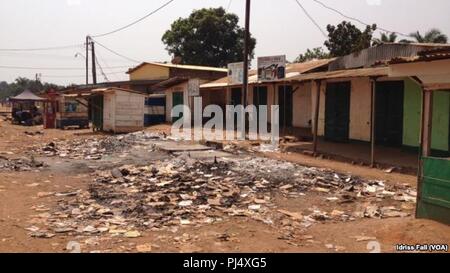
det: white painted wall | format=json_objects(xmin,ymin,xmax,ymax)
[
  {"xmin": 114, "ymin": 90, "xmax": 144, "ymax": 131},
  {"xmin": 103, "ymin": 92, "xmax": 115, "ymax": 132},
  {"xmin": 103, "ymin": 90, "xmax": 145, "ymax": 133}
]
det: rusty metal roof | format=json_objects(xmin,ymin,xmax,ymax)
[
  {"xmin": 290, "ymin": 67, "xmax": 389, "ymax": 82},
  {"xmin": 127, "ymin": 62, "xmax": 228, "ymax": 74},
  {"xmin": 91, "ymin": 87, "xmax": 146, "ymax": 95},
  {"xmin": 389, "ymin": 47, "xmax": 450, "ymax": 64},
  {"xmin": 201, "ymin": 64, "xmax": 387, "ymax": 88},
  {"xmin": 61, "ymin": 80, "xmax": 163, "ymax": 94},
  {"xmin": 329, "ymin": 43, "xmax": 450, "ymax": 71},
  {"xmin": 200, "ymin": 59, "xmax": 334, "ymax": 89}
]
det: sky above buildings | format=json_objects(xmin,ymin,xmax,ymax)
[{"xmin": 1, "ymin": 0, "xmax": 449, "ymax": 85}]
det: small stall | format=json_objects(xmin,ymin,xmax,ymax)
[
  {"xmin": 10, "ymin": 90, "xmax": 46, "ymax": 126},
  {"xmin": 56, "ymin": 94, "xmax": 89, "ymax": 129},
  {"xmin": 90, "ymin": 87, "xmax": 145, "ymax": 133}
]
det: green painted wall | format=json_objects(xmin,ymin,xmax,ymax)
[
  {"xmin": 431, "ymin": 91, "xmax": 450, "ymax": 151},
  {"xmin": 403, "ymin": 79, "xmax": 422, "ymax": 148},
  {"xmin": 402, "ymin": 78, "xmax": 450, "ymax": 152}
]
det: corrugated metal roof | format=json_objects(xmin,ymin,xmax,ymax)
[
  {"xmin": 127, "ymin": 62, "xmax": 228, "ymax": 74},
  {"xmin": 153, "ymin": 77, "xmax": 188, "ymax": 89},
  {"xmin": 62, "ymin": 93, "xmax": 91, "ymax": 98},
  {"xmin": 329, "ymin": 43, "xmax": 450, "ymax": 71},
  {"xmin": 287, "ymin": 58, "xmax": 335, "ymax": 73},
  {"xmin": 202, "ymin": 67, "xmax": 389, "ymax": 88},
  {"xmin": 61, "ymin": 80, "xmax": 163, "ymax": 94},
  {"xmin": 91, "ymin": 87, "xmax": 146, "ymax": 95},
  {"xmin": 290, "ymin": 67, "xmax": 389, "ymax": 82},
  {"xmin": 200, "ymin": 59, "xmax": 334, "ymax": 89},
  {"xmin": 389, "ymin": 48, "xmax": 450, "ymax": 64}
]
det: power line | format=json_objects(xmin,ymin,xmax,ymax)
[
  {"xmin": 0, "ymin": 1, "xmax": 175, "ymax": 52},
  {"xmin": 0, "ymin": 51, "xmax": 85, "ymax": 60},
  {"xmin": 0, "ymin": 65, "xmax": 84, "ymax": 71},
  {"xmin": 42, "ymin": 71, "xmax": 127, "ymax": 78},
  {"xmin": 92, "ymin": 0, "xmax": 176, "ymax": 38},
  {"xmin": 226, "ymin": 0, "xmax": 233, "ymax": 11},
  {"xmin": 0, "ymin": 51, "xmax": 137, "ymax": 64},
  {"xmin": 41, "ymin": 75, "xmax": 87, "ymax": 78},
  {"xmin": 90, "ymin": 38, "xmax": 141, "ymax": 63},
  {"xmin": 0, "ymin": 44, "xmax": 83, "ymax": 52},
  {"xmin": 95, "ymin": 49, "xmax": 119, "ymax": 81},
  {"xmin": 294, "ymin": 0, "xmax": 327, "ymax": 38},
  {"xmin": 0, "ymin": 65, "xmax": 130, "ymax": 70},
  {"xmin": 311, "ymin": 0, "xmax": 411, "ymax": 37},
  {"xmin": 94, "ymin": 55, "xmax": 110, "ymax": 82}
]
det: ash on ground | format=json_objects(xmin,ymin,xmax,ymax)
[{"xmin": 27, "ymin": 137, "xmax": 416, "ymax": 239}]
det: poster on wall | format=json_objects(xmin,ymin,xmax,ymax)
[
  {"xmin": 227, "ymin": 62, "xmax": 244, "ymax": 84},
  {"xmin": 257, "ymin": 55, "xmax": 286, "ymax": 82},
  {"xmin": 188, "ymin": 78, "xmax": 200, "ymax": 97}
]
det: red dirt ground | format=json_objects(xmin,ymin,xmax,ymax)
[{"xmin": 0, "ymin": 120, "xmax": 448, "ymax": 253}]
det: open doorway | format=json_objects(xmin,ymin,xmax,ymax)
[
  {"xmin": 375, "ymin": 81, "xmax": 404, "ymax": 147},
  {"xmin": 325, "ymin": 82, "xmax": 351, "ymax": 142},
  {"xmin": 278, "ymin": 85, "xmax": 293, "ymax": 128}
]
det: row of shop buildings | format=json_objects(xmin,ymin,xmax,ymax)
[
  {"xmin": 26, "ymin": 41, "xmax": 450, "ymax": 224},
  {"xmin": 60, "ymin": 43, "xmax": 450, "ymax": 161}
]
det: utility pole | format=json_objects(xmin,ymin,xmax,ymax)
[
  {"xmin": 242, "ymin": 0, "xmax": 251, "ymax": 108},
  {"xmin": 85, "ymin": 36, "xmax": 89, "ymax": 85},
  {"xmin": 91, "ymin": 38, "xmax": 97, "ymax": 85}
]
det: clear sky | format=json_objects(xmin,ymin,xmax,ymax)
[{"xmin": 1, "ymin": 0, "xmax": 449, "ymax": 85}]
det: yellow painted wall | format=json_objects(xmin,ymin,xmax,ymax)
[
  {"xmin": 316, "ymin": 78, "xmax": 372, "ymax": 141},
  {"xmin": 129, "ymin": 64, "xmax": 170, "ymax": 81},
  {"xmin": 292, "ymin": 82, "xmax": 312, "ymax": 128},
  {"xmin": 312, "ymin": 80, "xmax": 326, "ymax": 136},
  {"xmin": 349, "ymin": 78, "xmax": 371, "ymax": 141}
]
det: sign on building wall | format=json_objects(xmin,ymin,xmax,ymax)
[
  {"xmin": 228, "ymin": 62, "xmax": 244, "ymax": 84},
  {"xmin": 257, "ymin": 55, "xmax": 286, "ymax": 82},
  {"xmin": 188, "ymin": 78, "xmax": 200, "ymax": 97}
]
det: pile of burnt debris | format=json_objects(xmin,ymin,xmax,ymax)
[
  {"xmin": 0, "ymin": 155, "xmax": 46, "ymax": 171},
  {"xmin": 27, "ymin": 152, "xmax": 416, "ymax": 239},
  {"xmin": 35, "ymin": 132, "xmax": 166, "ymax": 160}
]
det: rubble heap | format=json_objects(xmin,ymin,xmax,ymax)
[
  {"xmin": 29, "ymin": 154, "xmax": 417, "ymax": 238},
  {"xmin": 37, "ymin": 132, "xmax": 165, "ymax": 160},
  {"xmin": 0, "ymin": 155, "xmax": 46, "ymax": 171}
]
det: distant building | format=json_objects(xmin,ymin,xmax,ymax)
[{"xmin": 62, "ymin": 62, "xmax": 227, "ymax": 127}]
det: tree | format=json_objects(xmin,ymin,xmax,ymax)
[
  {"xmin": 324, "ymin": 21, "xmax": 377, "ymax": 57},
  {"xmin": 372, "ymin": 32, "xmax": 398, "ymax": 46},
  {"xmin": 401, "ymin": 28, "xmax": 448, "ymax": 44},
  {"xmin": 294, "ymin": 47, "xmax": 329, "ymax": 63},
  {"xmin": 0, "ymin": 77, "xmax": 61, "ymax": 100},
  {"xmin": 162, "ymin": 7, "xmax": 256, "ymax": 67}
]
